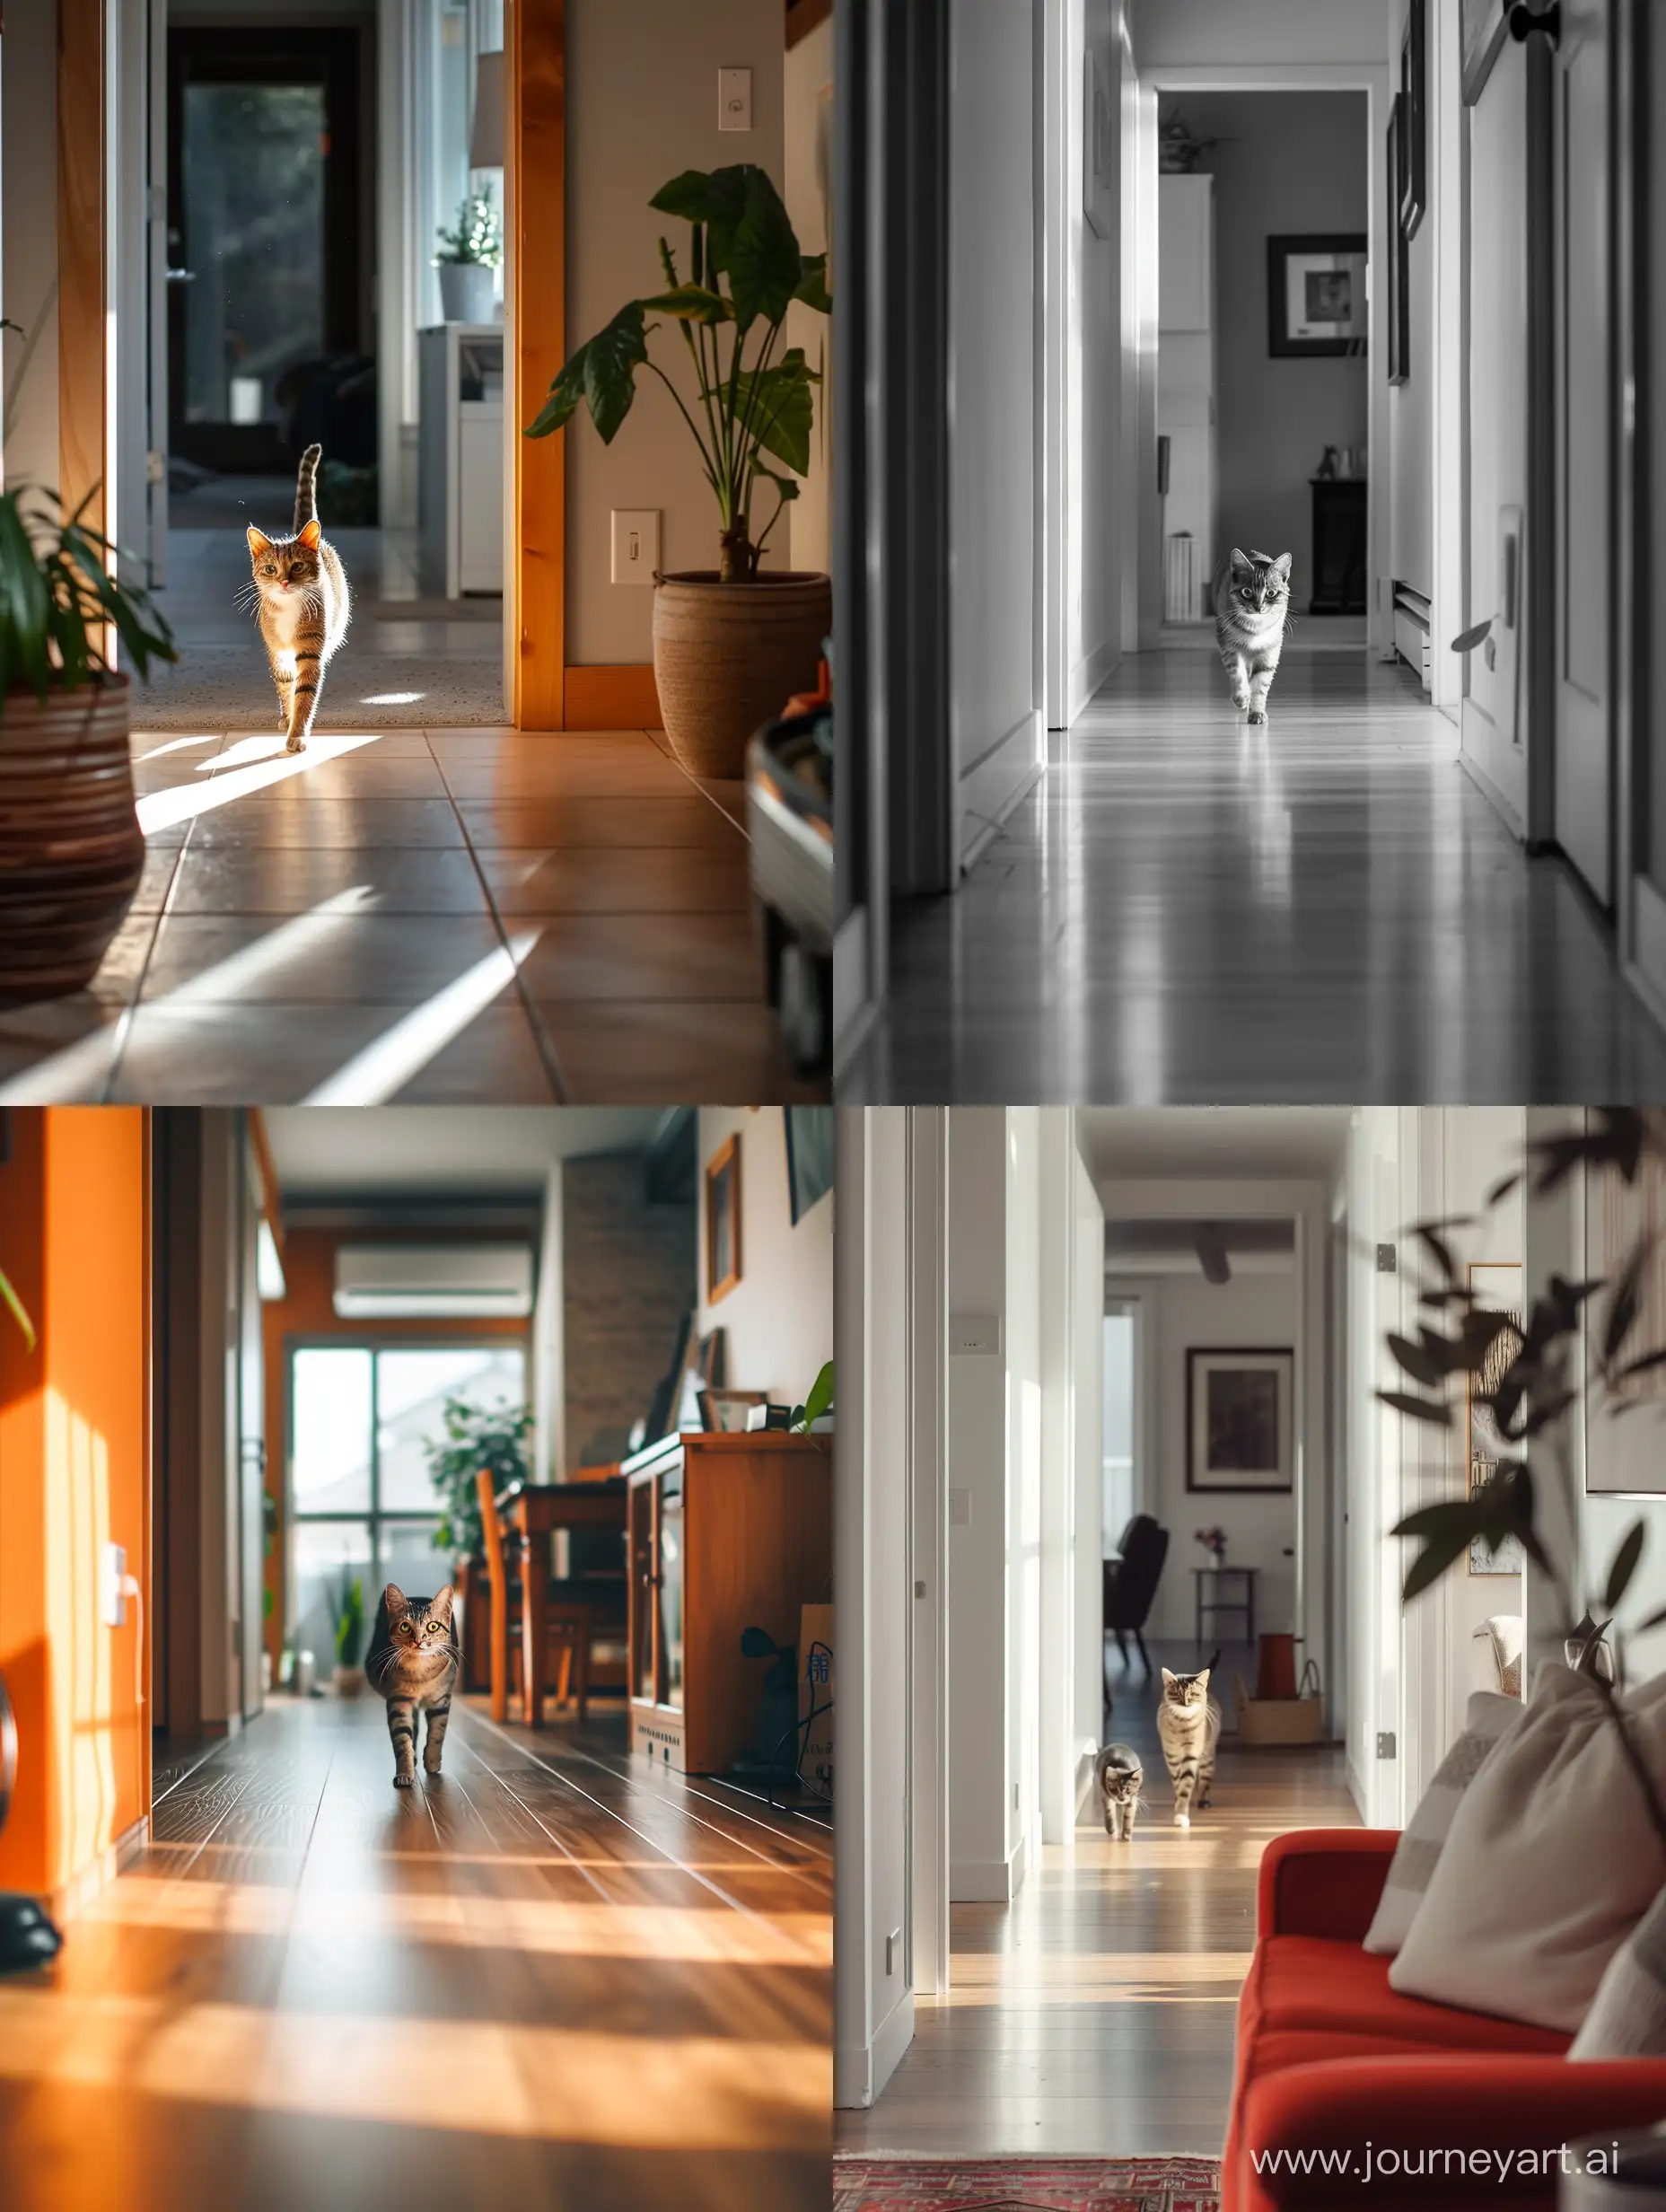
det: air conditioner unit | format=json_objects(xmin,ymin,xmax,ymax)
[{"xmin": 333, "ymin": 1244, "xmax": 533, "ymax": 1319}]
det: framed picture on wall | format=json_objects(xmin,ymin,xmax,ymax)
[
  {"xmin": 1385, "ymin": 109, "xmax": 1409, "ymax": 386},
  {"xmin": 1083, "ymin": 48, "xmax": 1114, "ymax": 241},
  {"xmin": 1267, "ymin": 234, "xmax": 1368, "ymax": 358},
  {"xmin": 1186, "ymin": 1348, "xmax": 1294, "ymax": 1493},
  {"xmin": 1460, "ymin": 0, "xmax": 1510, "ymax": 106},
  {"xmin": 785, "ymin": 1105, "xmax": 835, "ymax": 1226},
  {"xmin": 1400, "ymin": 0, "xmax": 1427, "ymax": 239},
  {"xmin": 705, "ymin": 1133, "xmax": 742, "ymax": 1304},
  {"xmin": 1466, "ymin": 1263, "xmax": 1525, "ymax": 1573}
]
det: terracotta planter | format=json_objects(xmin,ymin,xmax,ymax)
[
  {"xmin": 653, "ymin": 570, "xmax": 830, "ymax": 780},
  {"xmin": 334, "ymin": 1664, "xmax": 365, "ymax": 1700},
  {"xmin": 0, "ymin": 676, "xmax": 142, "ymax": 1004}
]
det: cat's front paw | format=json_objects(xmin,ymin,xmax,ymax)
[
  {"xmin": 393, "ymin": 1771, "xmax": 415, "ymax": 1789},
  {"xmin": 285, "ymin": 735, "xmax": 306, "ymax": 754},
  {"xmin": 1247, "ymin": 709, "xmax": 1267, "ymax": 724},
  {"xmin": 1231, "ymin": 690, "xmax": 1250, "ymax": 712},
  {"xmin": 423, "ymin": 1758, "xmax": 444, "ymax": 1777},
  {"xmin": 1173, "ymin": 1812, "xmax": 1190, "ymax": 1828}
]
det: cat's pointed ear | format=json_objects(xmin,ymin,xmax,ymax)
[
  {"xmin": 247, "ymin": 526, "xmax": 272, "ymax": 555},
  {"xmin": 298, "ymin": 518, "xmax": 321, "ymax": 549},
  {"xmin": 384, "ymin": 1583, "xmax": 408, "ymax": 1615},
  {"xmin": 1229, "ymin": 548, "xmax": 1251, "ymax": 575},
  {"xmin": 1161, "ymin": 1667, "xmax": 1177, "ymax": 1689},
  {"xmin": 430, "ymin": 1585, "xmax": 455, "ymax": 1619},
  {"xmin": 1272, "ymin": 553, "xmax": 1293, "ymax": 581},
  {"xmin": 1196, "ymin": 1667, "xmax": 1211, "ymax": 1689}
]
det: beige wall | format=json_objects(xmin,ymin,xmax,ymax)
[
  {"xmin": 2, "ymin": 0, "xmax": 62, "ymax": 488},
  {"xmin": 696, "ymin": 1107, "xmax": 833, "ymax": 1405},
  {"xmin": 565, "ymin": 0, "xmax": 787, "ymax": 667},
  {"xmin": 783, "ymin": 14, "xmax": 833, "ymax": 577}
]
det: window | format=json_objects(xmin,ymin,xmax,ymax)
[{"xmin": 287, "ymin": 1341, "xmax": 525, "ymax": 1665}]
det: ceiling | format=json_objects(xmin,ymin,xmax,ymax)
[
  {"xmin": 1103, "ymin": 1216, "xmax": 1296, "ymax": 1277},
  {"xmin": 263, "ymin": 1108, "xmax": 671, "ymax": 1198},
  {"xmin": 1078, "ymin": 1108, "xmax": 1353, "ymax": 1185}
]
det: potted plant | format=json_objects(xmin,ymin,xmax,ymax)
[
  {"xmin": 1194, "ymin": 1525, "xmax": 1228, "ymax": 1567},
  {"xmin": 0, "ymin": 488, "xmax": 176, "ymax": 1001},
  {"xmin": 789, "ymin": 1360, "xmax": 835, "ymax": 1435},
  {"xmin": 425, "ymin": 1395, "xmax": 532, "ymax": 1689},
  {"xmin": 525, "ymin": 163, "xmax": 832, "ymax": 778},
  {"xmin": 435, "ymin": 187, "xmax": 501, "ymax": 325},
  {"xmin": 330, "ymin": 1574, "xmax": 365, "ymax": 1698}
]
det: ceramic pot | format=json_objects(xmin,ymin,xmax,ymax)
[
  {"xmin": 652, "ymin": 570, "xmax": 830, "ymax": 780},
  {"xmin": 438, "ymin": 262, "xmax": 496, "ymax": 323}
]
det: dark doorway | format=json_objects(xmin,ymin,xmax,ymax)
[{"xmin": 167, "ymin": 26, "xmax": 373, "ymax": 475}]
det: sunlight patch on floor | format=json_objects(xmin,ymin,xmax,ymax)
[
  {"xmin": 0, "ymin": 1990, "xmax": 829, "ymax": 2147},
  {"xmin": 298, "ymin": 931, "xmax": 542, "ymax": 1104},
  {"xmin": 135, "ymin": 730, "xmax": 381, "ymax": 833}
]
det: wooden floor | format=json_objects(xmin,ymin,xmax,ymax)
[
  {"xmin": 834, "ymin": 1642, "xmax": 1358, "ymax": 2161},
  {"xmin": 846, "ymin": 650, "xmax": 1666, "ymax": 1103},
  {"xmin": 0, "ymin": 1695, "xmax": 831, "ymax": 2211},
  {"xmin": 0, "ymin": 725, "xmax": 820, "ymax": 1107}
]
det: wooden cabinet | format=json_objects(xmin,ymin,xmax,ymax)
[
  {"xmin": 417, "ymin": 324, "xmax": 504, "ymax": 598},
  {"xmin": 626, "ymin": 1431, "xmax": 832, "ymax": 1776}
]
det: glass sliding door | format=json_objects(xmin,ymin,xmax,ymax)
[{"xmin": 287, "ymin": 1341, "xmax": 525, "ymax": 1667}]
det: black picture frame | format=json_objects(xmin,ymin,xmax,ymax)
[
  {"xmin": 1185, "ymin": 1348, "xmax": 1295, "ymax": 1495},
  {"xmin": 1460, "ymin": 0, "xmax": 1509, "ymax": 105},
  {"xmin": 1400, "ymin": 0, "xmax": 1426, "ymax": 239},
  {"xmin": 1385, "ymin": 102, "xmax": 1409, "ymax": 386},
  {"xmin": 1267, "ymin": 233, "xmax": 1369, "ymax": 359},
  {"xmin": 785, "ymin": 1106, "xmax": 835, "ymax": 1227}
]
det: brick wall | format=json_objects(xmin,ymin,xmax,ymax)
[{"xmin": 561, "ymin": 1153, "xmax": 697, "ymax": 1469}]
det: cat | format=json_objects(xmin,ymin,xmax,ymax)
[
  {"xmin": 1157, "ymin": 1655, "xmax": 1223, "ymax": 1829},
  {"xmin": 1094, "ymin": 1742, "xmax": 1144, "ymax": 1839},
  {"xmin": 364, "ymin": 1583, "xmax": 460, "ymax": 1788},
  {"xmin": 245, "ymin": 443, "xmax": 351, "ymax": 753},
  {"xmin": 1213, "ymin": 547, "xmax": 1293, "ymax": 723}
]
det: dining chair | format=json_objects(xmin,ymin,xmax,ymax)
[{"xmin": 475, "ymin": 1470, "xmax": 628, "ymax": 1727}]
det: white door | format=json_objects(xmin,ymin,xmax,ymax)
[
  {"xmin": 147, "ymin": 0, "xmax": 171, "ymax": 584},
  {"xmin": 1552, "ymin": 0, "xmax": 1612, "ymax": 905},
  {"xmin": 1460, "ymin": 38, "xmax": 1530, "ymax": 831}
]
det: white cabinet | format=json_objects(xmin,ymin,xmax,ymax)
[
  {"xmin": 417, "ymin": 324, "xmax": 504, "ymax": 599},
  {"xmin": 1158, "ymin": 174, "xmax": 1217, "ymax": 618}
]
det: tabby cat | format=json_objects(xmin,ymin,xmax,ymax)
[
  {"xmin": 1213, "ymin": 548, "xmax": 1293, "ymax": 723},
  {"xmin": 364, "ymin": 1584, "xmax": 459, "ymax": 1787},
  {"xmin": 1157, "ymin": 1657, "xmax": 1223, "ymax": 1829},
  {"xmin": 1094, "ymin": 1742, "xmax": 1144, "ymax": 1840},
  {"xmin": 245, "ymin": 443, "xmax": 351, "ymax": 753}
]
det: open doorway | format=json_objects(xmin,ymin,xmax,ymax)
[
  {"xmin": 1152, "ymin": 91, "xmax": 1372, "ymax": 654},
  {"xmin": 143, "ymin": 2, "xmax": 508, "ymax": 731}
]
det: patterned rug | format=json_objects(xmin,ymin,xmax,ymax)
[{"xmin": 832, "ymin": 2155, "xmax": 1222, "ymax": 2212}]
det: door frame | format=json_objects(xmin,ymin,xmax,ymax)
[{"xmin": 1121, "ymin": 62, "xmax": 1393, "ymax": 669}]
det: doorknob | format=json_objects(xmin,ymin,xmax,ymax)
[
  {"xmin": 1508, "ymin": 2, "xmax": 1560, "ymax": 43},
  {"xmin": 165, "ymin": 267, "xmax": 197, "ymax": 285}
]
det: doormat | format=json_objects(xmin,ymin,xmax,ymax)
[{"xmin": 832, "ymin": 2155, "xmax": 1221, "ymax": 2212}]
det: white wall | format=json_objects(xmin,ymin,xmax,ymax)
[
  {"xmin": 2, "ymin": 0, "xmax": 61, "ymax": 489},
  {"xmin": 1130, "ymin": 0, "xmax": 1388, "ymax": 70},
  {"xmin": 951, "ymin": 0, "xmax": 1044, "ymax": 862},
  {"xmin": 1110, "ymin": 1266, "xmax": 1301, "ymax": 1646},
  {"xmin": 566, "ymin": 0, "xmax": 787, "ymax": 665},
  {"xmin": 833, "ymin": 1109, "xmax": 915, "ymax": 2110},
  {"xmin": 784, "ymin": 15, "xmax": 833, "ymax": 578},
  {"xmin": 696, "ymin": 1108, "xmax": 833, "ymax": 1402},
  {"xmin": 1386, "ymin": 0, "xmax": 1434, "ymax": 601}
]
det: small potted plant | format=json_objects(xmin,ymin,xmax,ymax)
[
  {"xmin": 425, "ymin": 1395, "xmax": 533, "ymax": 1690},
  {"xmin": 525, "ymin": 163, "xmax": 831, "ymax": 778},
  {"xmin": 0, "ymin": 487, "xmax": 177, "ymax": 1001},
  {"xmin": 435, "ymin": 186, "xmax": 502, "ymax": 325},
  {"xmin": 330, "ymin": 1575, "xmax": 365, "ymax": 1698},
  {"xmin": 1195, "ymin": 1525, "xmax": 1228, "ymax": 1567},
  {"xmin": 789, "ymin": 1360, "xmax": 835, "ymax": 1435}
]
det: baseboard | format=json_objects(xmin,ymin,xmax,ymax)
[
  {"xmin": 1455, "ymin": 741, "xmax": 1527, "ymax": 844},
  {"xmin": 834, "ymin": 1988, "xmax": 916, "ymax": 2110},
  {"xmin": 563, "ymin": 663, "xmax": 662, "ymax": 731},
  {"xmin": 48, "ymin": 1813, "xmax": 149, "ymax": 1927},
  {"xmin": 959, "ymin": 711, "xmax": 1045, "ymax": 870},
  {"xmin": 1074, "ymin": 1742, "xmax": 1098, "ymax": 1817},
  {"xmin": 1345, "ymin": 1756, "xmax": 1369, "ymax": 1823},
  {"xmin": 951, "ymin": 1832, "xmax": 1026, "ymax": 1904},
  {"xmin": 1064, "ymin": 631, "xmax": 1120, "ymax": 727}
]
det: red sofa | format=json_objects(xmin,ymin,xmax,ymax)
[{"xmin": 1225, "ymin": 1829, "xmax": 1666, "ymax": 2210}]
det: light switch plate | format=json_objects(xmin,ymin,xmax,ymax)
[
  {"xmin": 101, "ymin": 1541, "xmax": 128, "ymax": 1628},
  {"xmin": 949, "ymin": 1488, "xmax": 972, "ymax": 1529},
  {"xmin": 718, "ymin": 66, "xmax": 752, "ymax": 132},
  {"xmin": 610, "ymin": 508, "xmax": 660, "ymax": 585},
  {"xmin": 949, "ymin": 1312, "xmax": 1001, "ymax": 1356}
]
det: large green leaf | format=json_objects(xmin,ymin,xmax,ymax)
[
  {"xmin": 640, "ymin": 284, "xmax": 731, "ymax": 325},
  {"xmin": 651, "ymin": 166, "xmax": 753, "ymax": 274},
  {"xmin": 794, "ymin": 252, "xmax": 833, "ymax": 314},
  {"xmin": 525, "ymin": 302, "xmax": 648, "ymax": 444},
  {"xmin": 739, "ymin": 351, "xmax": 816, "ymax": 475},
  {"xmin": 728, "ymin": 168, "xmax": 802, "ymax": 330}
]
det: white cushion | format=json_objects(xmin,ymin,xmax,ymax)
[
  {"xmin": 1363, "ymin": 1690, "xmax": 1524, "ymax": 1956},
  {"xmin": 1390, "ymin": 1663, "xmax": 1666, "ymax": 2033},
  {"xmin": 1571, "ymin": 1883, "xmax": 1666, "ymax": 2058}
]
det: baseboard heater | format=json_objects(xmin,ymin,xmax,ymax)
[
  {"xmin": 1164, "ymin": 532, "xmax": 1202, "ymax": 624},
  {"xmin": 1391, "ymin": 580, "xmax": 1433, "ymax": 693}
]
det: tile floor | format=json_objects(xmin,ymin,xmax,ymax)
[{"xmin": 0, "ymin": 725, "xmax": 819, "ymax": 1105}]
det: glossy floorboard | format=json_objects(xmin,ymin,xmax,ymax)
[
  {"xmin": 0, "ymin": 1697, "xmax": 831, "ymax": 2212},
  {"xmin": 0, "ymin": 727, "xmax": 819, "ymax": 1105},
  {"xmin": 846, "ymin": 652, "xmax": 1666, "ymax": 1103},
  {"xmin": 834, "ymin": 1644, "xmax": 1358, "ymax": 2160}
]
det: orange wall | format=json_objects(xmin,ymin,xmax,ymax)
[
  {"xmin": 262, "ymin": 1227, "xmax": 528, "ymax": 1667},
  {"xmin": 0, "ymin": 1108, "xmax": 149, "ymax": 1905}
]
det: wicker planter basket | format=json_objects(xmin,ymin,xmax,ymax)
[
  {"xmin": 0, "ymin": 676, "xmax": 142, "ymax": 1004},
  {"xmin": 653, "ymin": 570, "xmax": 830, "ymax": 780}
]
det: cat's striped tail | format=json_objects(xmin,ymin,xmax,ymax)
[{"xmin": 294, "ymin": 443, "xmax": 323, "ymax": 531}]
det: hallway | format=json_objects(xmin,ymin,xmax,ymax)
[
  {"xmin": 0, "ymin": 729, "xmax": 818, "ymax": 1105},
  {"xmin": 0, "ymin": 1698, "xmax": 831, "ymax": 2212},
  {"xmin": 834, "ymin": 1645, "xmax": 1356, "ymax": 2163},
  {"xmin": 846, "ymin": 654, "xmax": 1666, "ymax": 1104}
]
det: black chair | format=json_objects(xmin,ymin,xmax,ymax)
[{"xmin": 1104, "ymin": 1514, "xmax": 1169, "ymax": 1678}]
